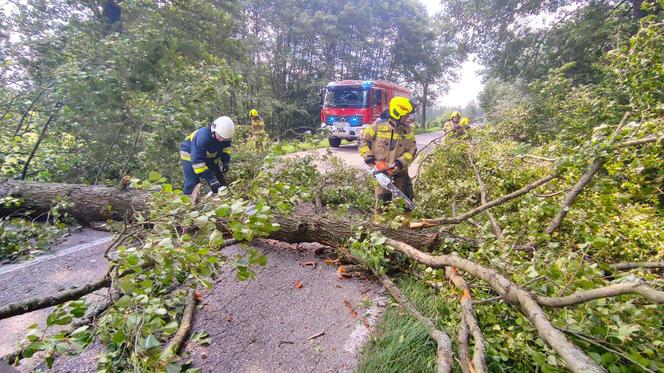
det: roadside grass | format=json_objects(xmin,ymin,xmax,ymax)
[
  {"xmin": 413, "ymin": 125, "xmax": 443, "ymax": 135},
  {"xmin": 272, "ymin": 137, "xmax": 329, "ymax": 155},
  {"xmin": 357, "ymin": 276, "xmax": 442, "ymax": 373}
]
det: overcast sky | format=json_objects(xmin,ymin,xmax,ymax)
[{"xmin": 420, "ymin": 0, "xmax": 484, "ymax": 107}]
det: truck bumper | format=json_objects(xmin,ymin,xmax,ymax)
[{"xmin": 322, "ymin": 123, "xmax": 366, "ymax": 140}]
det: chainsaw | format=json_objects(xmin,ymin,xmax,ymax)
[{"xmin": 368, "ymin": 162, "xmax": 416, "ymax": 210}]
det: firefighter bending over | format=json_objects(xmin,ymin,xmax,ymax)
[
  {"xmin": 359, "ymin": 96, "xmax": 417, "ymax": 210},
  {"xmin": 180, "ymin": 116, "xmax": 235, "ymax": 195}
]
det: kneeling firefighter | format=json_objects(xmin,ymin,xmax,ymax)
[
  {"xmin": 359, "ymin": 96, "xmax": 417, "ymax": 210},
  {"xmin": 180, "ymin": 116, "xmax": 235, "ymax": 195}
]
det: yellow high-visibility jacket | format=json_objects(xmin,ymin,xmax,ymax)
[
  {"xmin": 251, "ymin": 117, "xmax": 266, "ymax": 136},
  {"xmin": 359, "ymin": 118, "xmax": 417, "ymax": 170}
]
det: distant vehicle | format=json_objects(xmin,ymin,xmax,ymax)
[{"xmin": 319, "ymin": 80, "xmax": 411, "ymax": 147}]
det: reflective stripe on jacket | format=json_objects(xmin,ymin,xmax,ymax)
[
  {"xmin": 180, "ymin": 127, "xmax": 231, "ymax": 183},
  {"xmin": 359, "ymin": 118, "xmax": 416, "ymax": 169}
]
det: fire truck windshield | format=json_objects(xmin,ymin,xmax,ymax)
[{"xmin": 323, "ymin": 86, "xmax": 368, "ymax": 108}]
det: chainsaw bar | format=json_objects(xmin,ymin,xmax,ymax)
[{"xmin": 370, "ymin": 167, "xmax": 416, "ymax": 210}]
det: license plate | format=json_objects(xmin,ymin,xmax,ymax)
[{"xmin": 334, "ymin": 122, "xmax": 348, "ymax": 131}]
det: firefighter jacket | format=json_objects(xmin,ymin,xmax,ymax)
[
  {"xmin": 251, "ymin": 117, "xmax": 266, "ymax": 136},
  {"xmin": 359, "ymin": 118, "xmax": 417, "ymax": 170},
  {"xmin": 180, "ymin": 127, "xmax": 231, "ymax": 184},
  {"xmin": 444, "ymin": 120, "xmax": 468, "ymax": 137}
]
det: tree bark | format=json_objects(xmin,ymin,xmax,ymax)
[
  {"xmin": 0, "ymin": 179, "xmax": 150, "ymax": 222},
  {"xmin": 0, "ymin": 180, "xmax": 470, "ymax": 250}
]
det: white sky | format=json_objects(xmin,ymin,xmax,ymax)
[{"xmin": 421, "ymin": 0, "xmax": 485, "ymax": 108}]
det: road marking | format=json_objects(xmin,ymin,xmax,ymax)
[{"xmin": 0, "ymin": 235, "xmax": 115, "ymax": 276}]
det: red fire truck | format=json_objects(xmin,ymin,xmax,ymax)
[{"xmin": 320, "ymin": 80, "xmax": 411, "ymax": 147}]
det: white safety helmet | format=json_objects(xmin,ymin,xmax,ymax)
[{"xmin": 211, "ymin": 116, "xmax": 235, "ymax": 140}]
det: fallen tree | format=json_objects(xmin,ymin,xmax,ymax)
[
  {"xmin": 0, "ymin": 179, "xmax": 149, "ymax": 222},
  {"xmin": 3, "ymin": 181, "xmax": 662, "ymax": 373},
  {"xmin": 0, "ymin": 179, "xmax": 471, "ymax": 250}
]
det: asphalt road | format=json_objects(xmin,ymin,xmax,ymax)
[
  {"xmin": 287, "ymin": 130, "xmax": 445, "ymax": 173},
  {"xmin": 1, "ymin": 227, "xmax": 389, "ymax": 373}
]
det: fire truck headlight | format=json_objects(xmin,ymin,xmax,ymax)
[
  {"xmin": 325, "ymin": 116, "xmax": 337, "ymax": 125},
  {"xmin": 349, "ymin": 116, "xmax": 362, "ymax": 126}
]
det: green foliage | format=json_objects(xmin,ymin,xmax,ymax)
[
  {"xmin": 271, "ymin": 134, "xmax": 328, "ymax": 156},
  {"xmin": 319, "ymin": 157, "xmax": 375, "ymax": 212},
  {"xmin": 15, "ymin": 168, "xmax": 303, "ymax": 371},
  {"xmin": 0, "ymin": 196, "xmax": 76, "ymax": 262},
  {"xmin": 348, "ymin": 229, "xmax": 393, "ymax": 275}
]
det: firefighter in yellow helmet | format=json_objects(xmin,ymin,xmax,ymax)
[
  {"xmin": 359, "ymin": 96, "xmax": 417, "ymax": 210},
  {"xmin": 443, "ymin": 112, "xmax": 469, "ymax": 137},
  {"xmin": 249, "ymin": 108, "xmax": 267, "ymax": 150}
]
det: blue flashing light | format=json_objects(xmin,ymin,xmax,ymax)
[
  {"xmin": 361, "ymin": 80, "xmax": 374, "ymax": 89},
  {"xmin": 325, "ymin": 116, "xmax": 337, "ymax": 124},
  {"xmin": 349, "ymin": 116, "xmax": 362, "ymax": 126}
]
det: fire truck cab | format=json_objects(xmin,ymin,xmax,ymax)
[{"xmin": 320, "ymin": 80, "xmax": 411, "ymax": 147}]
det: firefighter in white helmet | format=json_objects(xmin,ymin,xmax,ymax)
[{"xmin": 179, "ymin": 116, "xmax": 235, "ymax": 195}]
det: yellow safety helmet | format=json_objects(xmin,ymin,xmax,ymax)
[
  {"xmin": 249, "ymin": 109, "xmax": 259, "ymax": 118},
  {"xmin": 450, "ymin": 111, "xmax": 461, "ymax": 120},
  {"xmin": 389, "ymin": 96, "xmax": 413, "ymax": 120},
  {"xmin": 460, "ymin": 117, "xmax": 469, "ymax": 126}
]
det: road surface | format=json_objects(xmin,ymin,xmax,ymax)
[
  {"xmin": 286, "ymin": 130, "xmax": 445, "ymax": 174},
  {"xmin": 1, "ymin": 229, "xmax": 389, "ymax": 373}
]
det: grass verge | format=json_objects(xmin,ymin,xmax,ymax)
[{"xmin": 357, "ymin": 277, "xmax": 442, "ymax": 373}]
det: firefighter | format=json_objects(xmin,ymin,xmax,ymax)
[
  {"xmin": 443, "ymin": 111, "xmax": 469, "ymax": 137},
  {"xmin": 359, "ymin": 96, "xmax": 417, "ymax": 210},
  {"xmin": 180, "ymin": 116, "xmax": 235, "ymax": 195},
  {"xmin": 249, "ymin": 108, "xmax": 267, "ymax": 151}
]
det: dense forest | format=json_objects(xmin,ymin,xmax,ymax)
[{"xmin": 0, "ymin": 0, "xmax": 662, "ymax": 372}]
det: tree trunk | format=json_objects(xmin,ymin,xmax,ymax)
[
  {"xmin": 0, "ymin": 179, "xmax": 150, "ymax": 222},
  {"xmin": 421, "ymin": 82, "xmax": 428, "ymax": 129},
  {"xmin": 14, "ymin": 90, "xmax": 44, "ymax": 138},
  {"xmin": 20, "ymin": 106, "xmax": 60, "ymax": 180},
  {"xmin": 632, "ymin": 0, "xmax": 644, "ymax": 21},
  {"xmin": 0, "ymin": 180, "xmax": 469, "ymax": 250}
]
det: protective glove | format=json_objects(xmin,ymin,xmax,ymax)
[
  {"xmin": 222, "ymin": 161, "xmax": 229, "ymax": 173},
  {"xmin": 394, "ymin": 159, "xmax": 403, "ymax": 173},
  {"xmin": 209, "ymin": 179, "xmax": 221, "ymax": 193},
  {"xmin": 364, "ymin": 155, "xmax": 376, "ymax": 166}
]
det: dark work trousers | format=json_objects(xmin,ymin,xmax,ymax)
[
  {"xmin": 181, "ymin": 160, "xmax": 227, "ymax": 195},
  {"xmin": 375, "ymin": 172, "xmax": 414, "ymax": 211}
]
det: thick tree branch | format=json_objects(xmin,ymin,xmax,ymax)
[
  {"xmin": 161, "ymin": 289, "xmax": 198, "ymax": 359},
  {"xmin": 377, "ymin": 274, "xmax": 453, "ymax": 373},
  {"xmin": 545, "ymin": 113, "xmax": 633, "ymax": 234},
  {"xmin": 545, "ymin": 158, "xmax": 604, "ymax": 234},
  {"xmin": 457, "ymin": 316, "xmax": 472, "ymax": 373},
  {"xmin": 535, "ymin": 280, "xmax": 664, "ymax": 307},
  {"xmin": 384, "ymin": 238, "xmax": 605, "ymax": 373},
  {"xmin": 467, "ymin": 149, "xmax": 504, "ymax": 241},
  {"xmin": 411, "ymin": 174, "xmax": 557, "ymax": 229},
  {"xmin": 0, "ymin": 274, "xmax": 111, "ymax": 320},
  {"xmin": 545, "ymin": 132, "xmax": 661, "ymax": 235},
  {"xmin": 609, "ymin": 261, "xmax": 664, "ymax": 270},
  {"xmin": 445, "ymin": 267, "xmax": 486, "ymax": 373},
  {"xmin": 615, "ymin": 134, "xmax": 662, "ymax": 148}
]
